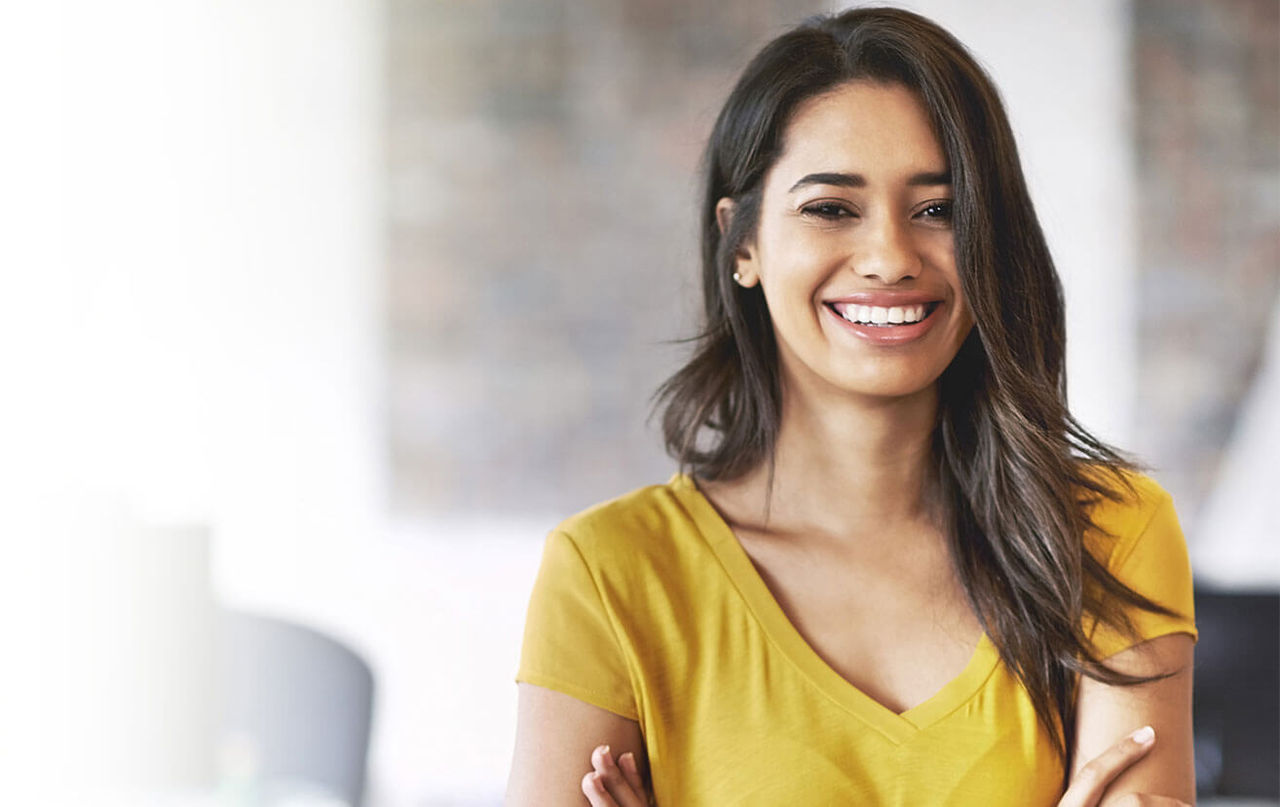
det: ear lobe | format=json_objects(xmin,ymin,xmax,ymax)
[{"xmin": 716, "ymin": 197, "xmax": 759, "ymax": 288}]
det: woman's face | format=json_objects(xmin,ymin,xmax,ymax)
[{"xmin": 722, "ymin": 80, "xmax": 974, "ymax": 404}]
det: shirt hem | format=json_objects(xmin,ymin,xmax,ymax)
[{"xmin": 515, "ymin": 668, "xmax": 641, "ymax": 722}]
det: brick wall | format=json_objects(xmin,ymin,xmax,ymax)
[
  {"xmin": 386, "ymin": 1, "xmax": 825, "ymax": 516},
  {"xmin": 1132, "ymin": 0, "xmax": 1280, "ymax": 524}
]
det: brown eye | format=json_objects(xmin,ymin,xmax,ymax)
[
  {"xmin": 801, "ymin": 202, "xmax": 855, "ymax": 220},
  {"xmin": 917, "ymin": 200, "xmax": 954, "ymax": 222}
]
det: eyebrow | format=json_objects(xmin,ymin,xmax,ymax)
[{"xmin": 787, "ymin": 170, "xmax": 952, "ymax": 193}]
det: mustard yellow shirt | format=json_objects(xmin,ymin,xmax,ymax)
[{"xmin": 516, "ymin": 471, "xmax": 1196, "ymax": 805}]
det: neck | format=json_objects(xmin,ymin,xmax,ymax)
[{"xmin": 744, "ymin": 382, "xmax": 942, "ymax": 537}]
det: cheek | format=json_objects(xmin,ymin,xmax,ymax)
[{"xmin": 758, "ymin": 221, "xmax": 846, "ymax": 276}]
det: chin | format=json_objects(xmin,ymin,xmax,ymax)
[
  {"xmin": 777, "ymin": 339, "xmax": 950, "ymax": 403},
  {"xmin": 830, "ymin": 371, "xmax": 940, "ymax": 402},
  {"xmin": 853, "ymin": 383, "xmax": 937, "ymax": 402}
]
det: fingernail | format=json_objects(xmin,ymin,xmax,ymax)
[
  {"xmin": 1131, "ymin": 725, "xmax": 1155, "ymax": 745},
  {"xmin": 601, "ymin": 744, "xmax": 611, "ymax": 760}
]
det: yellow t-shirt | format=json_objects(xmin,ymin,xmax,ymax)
[{"xmin": 515, "ymin": 471, "xmax": 1196, "ymax": 805}]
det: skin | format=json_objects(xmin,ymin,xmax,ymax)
[
  {"xmin": 505, "ymin": 684, "xmax": 646, "ymax": 806},
  {"xmin": 1073, "ymin": 633, "xmax": 1196, "ymax": 801},
  {"xmin": 505, "ymin": 80, "xmax": 1195, "ymax": 805}
]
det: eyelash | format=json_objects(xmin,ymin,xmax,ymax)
[
  {"xmin": 801, "ymin": 202, "xmax": 855, "ymax": 219},
  {"xmin": 800, "ymin": 200, "xmax": 954, "ymax": 222}
]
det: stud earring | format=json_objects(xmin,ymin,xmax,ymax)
[{"xmin": 732, "ymin": 272, "xmax": 743, "ymax": 284}]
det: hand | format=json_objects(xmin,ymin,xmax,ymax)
[
  {"xmin": 1057, "ymin": 726, "xmax": 1191, "ymax": 807},
  {"xmin": 581, "ymin": 744, "xmax": 652, "ymax": 807},
  {"xmin": 580, "ymin": 728, "xmax": 1191, "ymax": 807}
]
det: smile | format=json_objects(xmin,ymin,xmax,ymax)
[
  {"xmin": 828, "ymin": 301, "xmax": 940, "ymax": 326},
  {"xmin": 823, "ymin": 299, "xmax": 945, "ymax": 345}
]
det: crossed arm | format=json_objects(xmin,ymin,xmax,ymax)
[
  {"xmin": 505, "ymin": 632, "xmax": 1196, "ymax": 806},
  {"xmin": 1071, "ymin": 632, "xmax": 1197, "ymax": 803},
  {"xmin": 504, "ymin": 683, "xmax": 647, "ymax": 806}
]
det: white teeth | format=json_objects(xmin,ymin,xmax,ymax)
[{"xmin": 837, "ymin": 303, "xmax": 932, "ymax": 325}]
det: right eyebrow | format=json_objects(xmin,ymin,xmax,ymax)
[
  {"xmin": 787, "ymin": 170, "xmax": 952, "ymax": 193},
  {"xmin": 788, "ymin": 172, "xmax": 865, "ymax": 192}
]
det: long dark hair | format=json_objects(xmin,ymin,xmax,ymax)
[{"xmin": 654, "ymin": 7, "xmax": 1184, "ymax": 770}]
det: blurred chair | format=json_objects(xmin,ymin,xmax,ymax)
[
  {"xmin": 1192, "ymin": 589, "xmax": 1279, "ymax": 798},
  {"xmin": 219, "ymin": 610, "xmax": 376, "ymax": 807}
]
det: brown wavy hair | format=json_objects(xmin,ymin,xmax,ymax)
[{"xmin": 653, "ymin": 6, "xmax": 1185, "ymax": 772}]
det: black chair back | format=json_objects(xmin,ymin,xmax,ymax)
[{"xmin": 1192, "ymin": 589, "xmax": 1279, "ymax": 797}]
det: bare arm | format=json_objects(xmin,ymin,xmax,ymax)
[
  {"xmin": 553, "ymin": 635, "xmax": 1193, "ymax": 807},
  {"xmin": 1072, "ymin": 633, "xmax": 1196, "ymax": 804},
  {"xmin": 505, "ymin": 683, "xmax": 649, "ymax": 807}
]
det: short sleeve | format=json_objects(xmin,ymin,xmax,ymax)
[
  {"xmin": 1089, "ymin": 489, "xmax": 1198, "ymax": 658},
  {"xmin": 515, "ymin": 529, "xmax": 639, "ymax": 720}
]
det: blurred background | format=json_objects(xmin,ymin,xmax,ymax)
[{"xmin": 2, "ymin": 0, "xmax": 1276, "ymax": 804}]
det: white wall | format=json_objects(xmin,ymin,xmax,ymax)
[
  {"xmin": 0, "ymin": 0, "xmax": 398, "ymax": 801},
  {"xmin": 4, "ymin": 0, "xmax": 385, "ymax": 530},
  {"xmin": 4, "ymin": 2, "xmax": 547, "ymax": 803}
]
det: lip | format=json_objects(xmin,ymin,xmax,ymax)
[
  {"xmin": 823, "ymin": 298, "xmax": 945, "ymax": 345},
  {"xmin": 823, "ymin": 291, "xmax": 943, "ymax": 306}
]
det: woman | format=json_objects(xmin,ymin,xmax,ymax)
[{"xmin": 506, "ymin": 8, "xmax": 1197, "ymax": 805}]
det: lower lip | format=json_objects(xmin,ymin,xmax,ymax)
[{"xmin": 824, "ymin": 302, "xmax": 943, "ymax": 345}]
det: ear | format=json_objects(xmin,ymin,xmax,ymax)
[{"xmin": 715, "ymin": 197, "xmax": 759, "ymax": 288}]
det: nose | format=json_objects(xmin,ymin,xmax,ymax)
[{"xmin": 854, "ymin": 214, "xmax": 922, "ymax": 284}]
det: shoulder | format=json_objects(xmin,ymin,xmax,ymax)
[
  {"xmin": 1080, "ymin": 466, "xmax": 1177, "ymax": 571},
  {"xmin": 550, "ymin": 474, "xmax": 703, "ymax": 574},
  {"xmin": 533, "ymin": 475, "xmax": 716, "ymax": 642},
  {"xmin": 1077, "ymin": 467, "xmax": 1198, "ymax": 666},
  {"xmin": 555, "ymin": 475, "xmax": 691, "ymax": 547}
]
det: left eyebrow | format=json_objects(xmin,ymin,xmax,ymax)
[{"xmin": 787, "ymin": 170, "xmax": 952, "ymax": 193}]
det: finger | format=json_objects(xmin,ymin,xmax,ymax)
[
  {"xmin": 591, "ymin": 745, "xmax": 647, "ymax": 807},
  {"xmin": 581, "ymin": 771, "xmax": 620, "ymax": 807},
  {"xmin": 1058, "ymin": 726, "xmax": 1156, "ymax": 807},
  {"xmin": 618, "ymin": 751, "xmax": 645, "ymax": 793}
]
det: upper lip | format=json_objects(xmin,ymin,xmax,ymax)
[{"xmin": 823, "ymin": 291, "xmax": 943, "ymax": 306}]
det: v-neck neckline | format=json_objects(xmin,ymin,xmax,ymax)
[{"xmin": 669, "ymin": 472, "xmax": 1000, "ymax": 745}]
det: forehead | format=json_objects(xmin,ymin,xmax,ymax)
[{"xmin": 770, "ymin": 81, "xmax": 948, "ymax": 184}]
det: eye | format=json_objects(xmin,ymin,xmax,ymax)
[
  {"xmin": 916, "ymin": 200, "xmax": 954, "ymax": 223},
  {"xmin": 800, "ymin": 201, "xmax": 856, "ymax": 220}
]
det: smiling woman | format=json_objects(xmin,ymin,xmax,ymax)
[
  {"xmin": 505, "ymin": 8, "xmax": 1197, "ymax": 806},
  {"xmin": 719, "ymin": 81, "xmax": 973, "ymax": 402}
]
